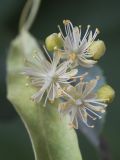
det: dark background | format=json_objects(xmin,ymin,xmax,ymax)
[{"xmin": 0, "ymin": 0, "xmax": 119, "ymax": 159}]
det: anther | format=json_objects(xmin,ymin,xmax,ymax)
[{"xmin": 96, "ymin": 28, "xmax": 100, "ymax": 34}]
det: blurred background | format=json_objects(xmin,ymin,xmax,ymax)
[{"xmin": 0, "ymin": 0, "xmax": 119, "ymax": 159}]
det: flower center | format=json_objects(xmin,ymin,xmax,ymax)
[
  {"xmin": 47, "ymin": 69, "xmax": 59, "ymax": 84},
  {"xmin": 75, "ymin": 99, "xmax": 83, "ymax": 106},
  {"xmin": 69, "ymin": 53, "xmax": 77, "ymax": 61}
]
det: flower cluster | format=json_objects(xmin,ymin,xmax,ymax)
[
  {"xmin": 58, "ymin": 20, "xmax": 99, "ymax": 68},
  {"xmin": 22, "ymin": 20, "xmax": 113, "ymax": 129}
]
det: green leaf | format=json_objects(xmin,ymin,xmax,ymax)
[{"xmin": 6, "ymin": 30, "xmax": 82, "ymax": 160}]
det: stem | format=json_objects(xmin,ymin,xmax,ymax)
[{"xmin": 19, "ymin": 0, "xmax": 42, "ymax": 31}]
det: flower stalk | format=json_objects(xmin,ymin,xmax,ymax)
[{"xmin": 19, "ymin": 0, "xmax": 41, "ymax": 31}]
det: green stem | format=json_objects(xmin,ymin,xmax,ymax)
[{"xmin": 19, "ymin": 0, "xmax": 41, "ymax": 31}]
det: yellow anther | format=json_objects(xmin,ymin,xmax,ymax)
[
  {"xmin": 96, "ymin": 28, "xmax": 100, "ymax": 34},
  {"xmin": 101, "ymin": 109, "xmax": 105, "ymax": 113},
  {"xmin": 63, "ymin": 19, "xmax": 70, "ymax": 25},
  {"xmin": 69, "ymin": 123, "xmax": 76, "ymax": 129},
  {"xmin": 90, "ymin": 125, "xmax": 95, "ymax": 128},
  {"xmin": 87, "ymin": 25, "xmax": 91, "ymax": 28}
]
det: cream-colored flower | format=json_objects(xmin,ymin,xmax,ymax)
[
  {"xmin": 58, "ymin": 20, "xmax": 100, "ymax": 68},
  {"xmin": 22, "ymin": 50, "xmax": 78, "ymax": 106},
  {"xmin": 59, "ymin": 77, "xmax": 108, "ymax": 129}
]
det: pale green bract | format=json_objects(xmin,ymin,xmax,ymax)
[{"xmin": 7, "ymin": 30, "xmax": 83, "ymax": 160}]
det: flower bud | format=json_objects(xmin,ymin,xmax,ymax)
[
  {"xmin": 45, "ymin": 33, "xmax": 63, "ymax": 52},
  {"xmin": 89, "ymin": 40, "xmax": 106, "ymax": 60},
  {"xmin": 97, "ymin": 84, "xmax": 115, "ymax": 103}
]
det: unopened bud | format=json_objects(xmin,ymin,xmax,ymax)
[
  {"xmin": 97, "ymin": 84, "xmax": 115, "ymax": 103},
  {"xmin": 45, "ymin": 33, "xmax": 63, "ymax": 52},
  {"xmin": 89, "ymin": 40, "xmax": 106, "ymax": 60}
]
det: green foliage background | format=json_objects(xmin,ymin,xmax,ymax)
[{"xmin": 0, "ymin": 0, "xmax": 119, "ymax": 159}]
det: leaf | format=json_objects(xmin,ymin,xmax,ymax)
[
  {"xmin": 6, "ymin": 30, "xmax": 82, "ymax": 160},
  {"xmin": 77, "ymin": 66, "xmax": 106, "ymax": 148}
]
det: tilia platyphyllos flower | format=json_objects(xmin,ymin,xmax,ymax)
[
  {"xmin": 57, "ymin": 20, "xmax": 106, "ymax": 68},
  {"xmin": 22, "ymin": 19, "xmax": 114, "ymax": 129},
  {"xmin": 22, "ymin": 50, "xmax": 78, "ymax": 106},
  {"xmin": 58, "ymin": 77, "xmax": 108, "ymax": 129}
]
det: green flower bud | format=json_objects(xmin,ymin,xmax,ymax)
[
  {"xmin": 97, "ymin": 84, "xmax": 115, "ymax": 103},
  {"xmin": 89, "ymin": 40, "xmax": 106, "ymax": 60},
  {"xmin": 45, "ymin": 33, "xmax": 63, "ymax": 52}
]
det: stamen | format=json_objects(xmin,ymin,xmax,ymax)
[
  {"xmin": 96, "ymin": 28, "xmax": 100, "ymax": 34},
  {"xmin": 87, "ymin": 113, "xmax": 97, "ymax": 120},
  {"xmin": 32, "ymin": 50, "xmax": 44, "ymax": 64},
  {"xmin": 44, "ymin": 83, "xmax": 53, "ymax": 106},
  {"xmin": 63, "ymin": 19, "xmax": 70, "ymax": 25},
  {"xmin": 59, "ymin": 80, "xmax": 76, "ymax": 84},
  {"xmin": 79, "ymin": 108, "xmax": 94, "ymax": 128},
  {"xmin": 85, "ymin": 122, "xmax": 94, "ymax": 128},
  {"xmin": 89, "ymin": 100, "xmax": 107, "ymax": 107},
  {"xmin": 87, "ymin": 25, "xmax": 91, "ymax": 28},
  {"xmin": 79, "ymin": 72, "xmax": 88, "ymax": 81},
  {"xmin": 95, "ymin": 98, "xmax": 109, "ymax": 102},
  {"xmin": 32, "ymin": 50, "xmax": 38, "ymax": 58},
  {"xmin": 85, "ymin": 107, "xmax": 102, "ymax": 119},
  {"xmin": 101, "ymin": 109, "xmax": 105, "ymax": 113},
  {"xmin": 57, "ymin": 25, "xmax": 65, "ymax": 40},
  {"xmin": 57, "ymin": 88, "xmax": 63, "ymax": 97},
  {"xmin": 57, "ymin": 84, "xmax": 75, "ymax": 102},
  {"xmin": 82, "ymin": 25, "xmax": 91, "ymax": 42},
  {"xmin": 43, "ymin": 45, "xmax": 52, "ymax": 63}
]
